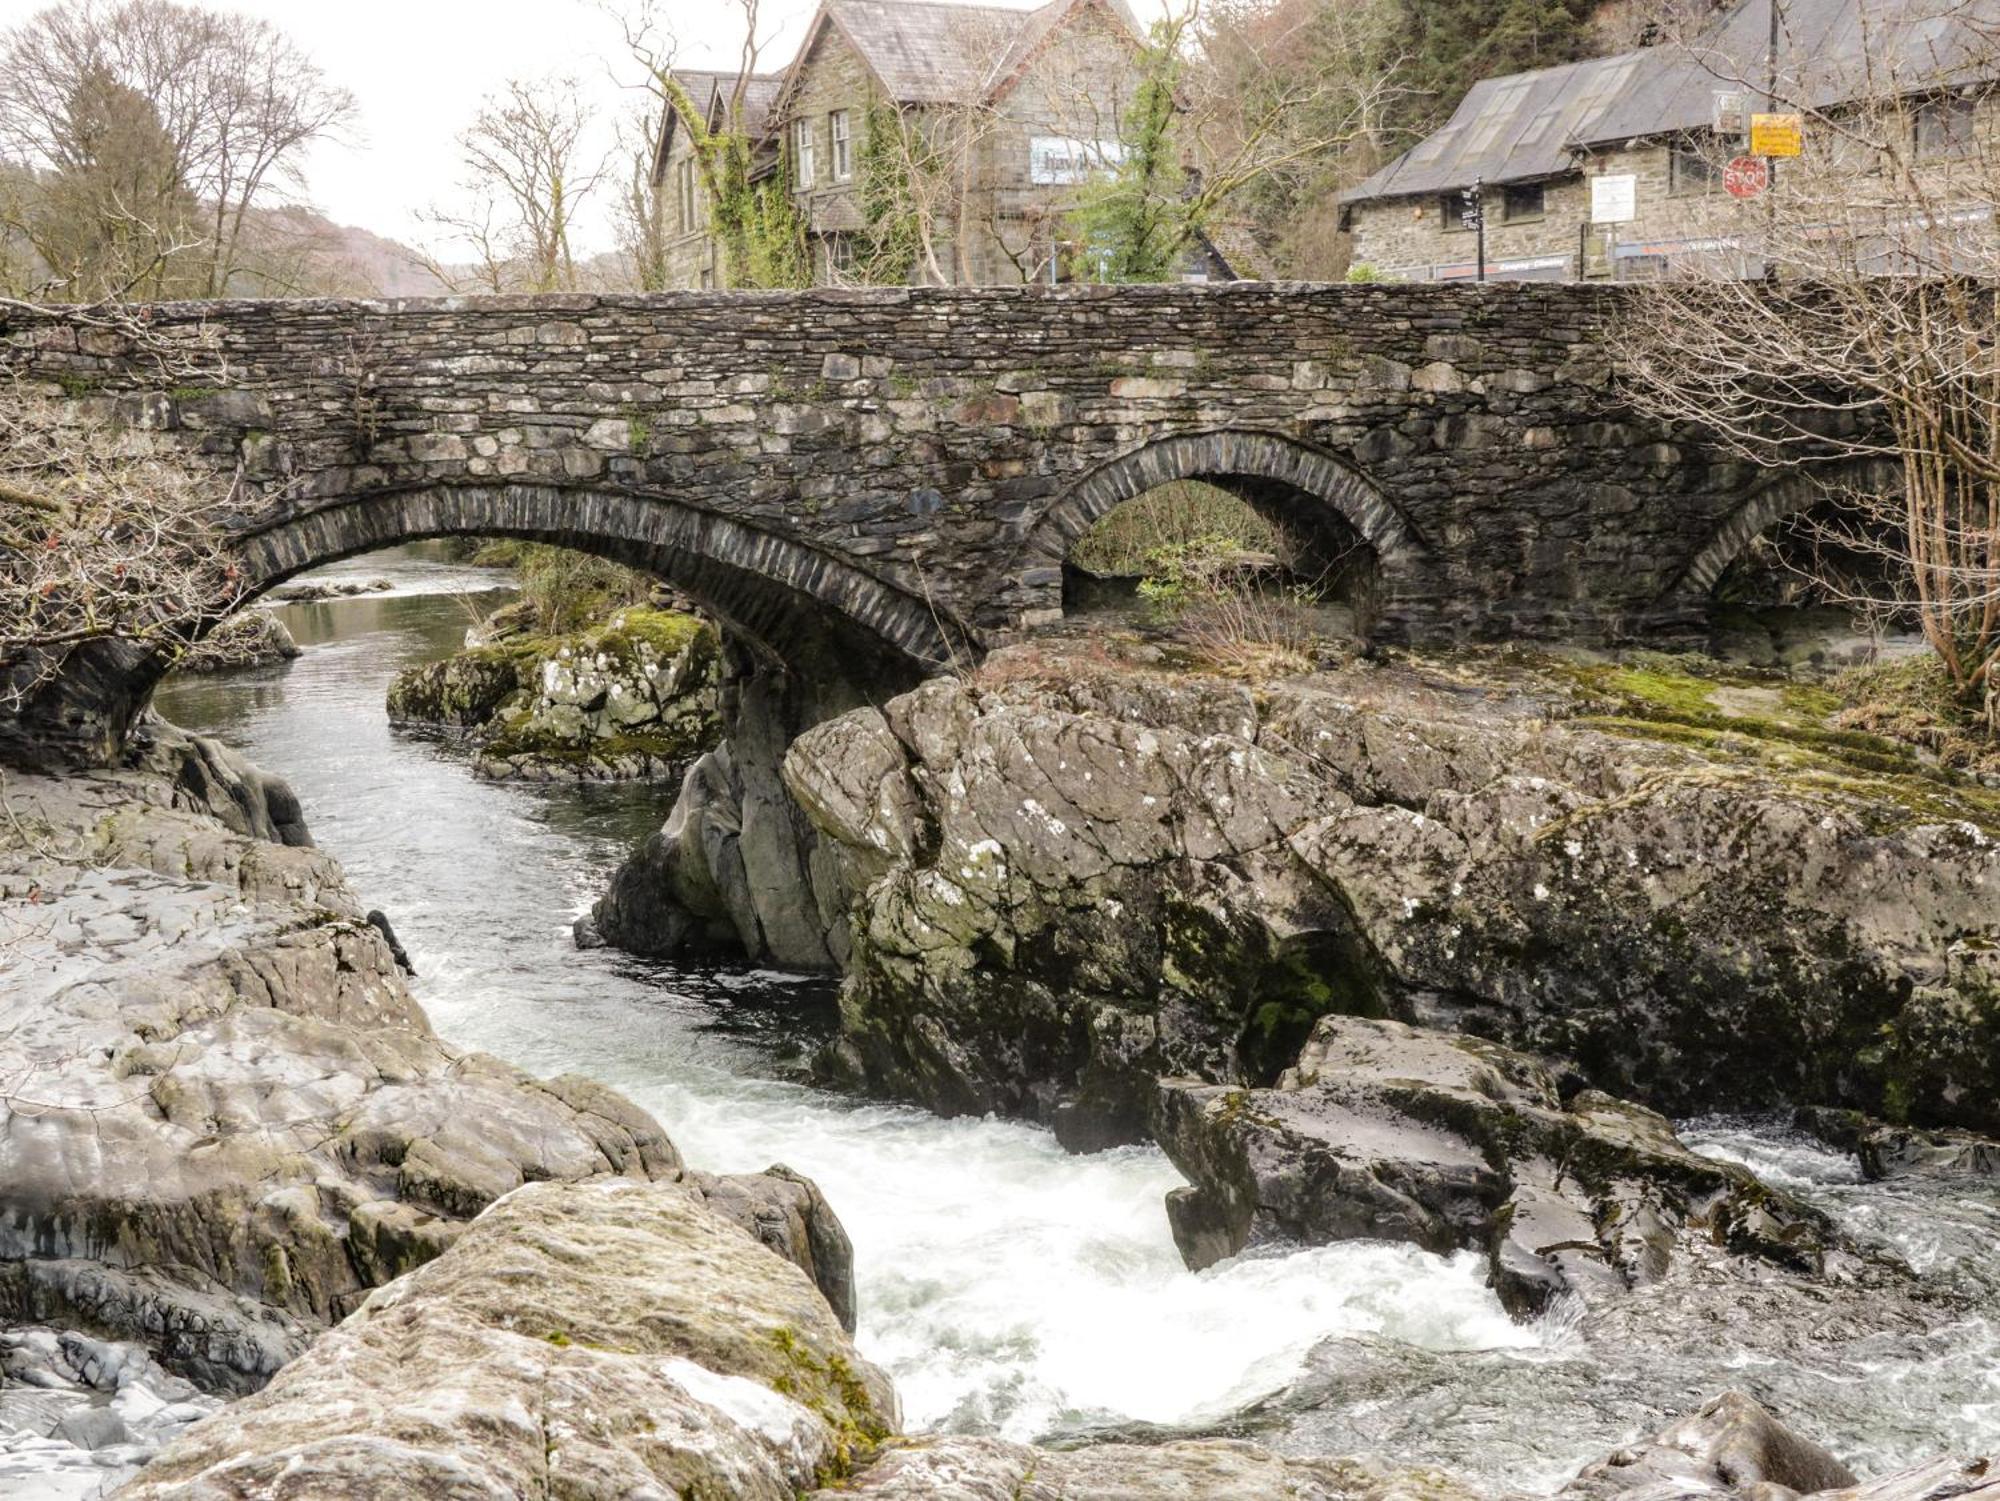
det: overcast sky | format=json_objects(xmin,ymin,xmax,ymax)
[{"xmin": 0, "ymin": 0, "xmax": 1079, "ymax": 254}]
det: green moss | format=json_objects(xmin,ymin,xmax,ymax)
[
  {"xmin": 765, "ymin": 1325, "xmax": 891, "ymax": 1485},
  {"xmin": 54, "ymin": 371, "xmax": 100, "ymax": 398},
  {"xmin": 1549, "ymin": 650, "xmax": 2000, "ymax": 834},
  {"xmin": 168, "ymin": 384, "xmax": 223, "ymax": 401}
]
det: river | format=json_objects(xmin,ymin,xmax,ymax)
[{"xmin": 153, "ymin": 547, "xmax": 2000, "ymax": 1491}]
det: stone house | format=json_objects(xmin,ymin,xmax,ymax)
[
  {"xmin": 653, "ymin": 0, "xmax": 1202, "ymax": 288},
  {"xmin": 1339, "ymin": 0, "xmax": 2000, "ymax": 282},
  {"xmin": 651, "ymin": 71, "xmax": 787, "ymax": 291}
]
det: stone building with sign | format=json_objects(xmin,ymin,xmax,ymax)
[
  {"xmin": 1339, "ymin": 0, "xmax": 2000, "ymax": 283},
  {"xmin": 652, "ymin": 0, "xmax": 1199, "ymax": 288}
]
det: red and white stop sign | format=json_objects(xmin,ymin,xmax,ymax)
[{"xmin": 1724, "ymin": 156, "xmax": 1769, "ymax": 199}]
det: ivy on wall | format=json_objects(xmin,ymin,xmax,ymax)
[{"xmin": 659, "ymin": 73, "xmax": 810, "ymax": 289}]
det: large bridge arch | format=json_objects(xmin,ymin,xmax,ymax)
[
  {"xmin": 234, "ymin": 483, "xmax": 965, "ymax": 675},
  {"xmin": 2, "ymin": 484, "xmax": 966, "ymax": 772}
]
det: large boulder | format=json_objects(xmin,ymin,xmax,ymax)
[
  {"xmin": 584, "ymin": 648, "xmax": 867, "ymax": 971},
  {"xmin": 386, "ymin": 606, "xmax": 722, "ymax": 781},
  {"xmin": 1559, "ymin": 1391, "xmax": 2000, "ymax": 1501},
  {"xmin": 119, "ymin": 1179, "xmax": 897, "ymax": 1499},
  {"xmin": 785, "ymin": 645, "xmax": 2000, "ymax": 1148},
  {"xmin": 0, "ymin": 728, "xmax": 686, "ymax": 1392}
]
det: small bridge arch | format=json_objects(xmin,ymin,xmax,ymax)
[
  {"xmin": 1016, "ymin": 429, "xmax": 1432, "ymax": 633},
  {"xmin": 1672, "ymin": 460, "xmax": 1902, "ymax": 603}
]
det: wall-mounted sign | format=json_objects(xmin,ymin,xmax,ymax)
[
  {"xmin": 1713, "ymin": 90, "xmax": 1749, "ymax": 138},
  {"xmin": 1750, "ymin": 113, "xmax": 1803, "ymax": 158},
  {"xmin": 1724, "ymin": 155, "xmax": 1770, "ymax": 198},
  {"xmin": 1591, "ymin": 173, "xmax": 1637, "ymax": 224}
]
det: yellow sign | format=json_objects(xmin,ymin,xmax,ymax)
[{"xmin": 1750, "ymin": 113, "xmax": 1803, "ymax": 158}]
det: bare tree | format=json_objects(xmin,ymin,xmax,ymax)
[
  {"xmin": 611, "ymin": 103, "xmax": 671, "ymax": 291},
  {"xmin": 417, "ymin": 75, "xmax": 608, "ymax": 295},
  {"xmin": 0, "ymin": 0, "xmax": 354, "ymax": 298},
  {"xmin": 0, "ymin": 383, "xmax": 245, "ymax": 713},
  {"xmin": 1619, "ymin": 4, "xmax": 2000, "ymax": 727}
]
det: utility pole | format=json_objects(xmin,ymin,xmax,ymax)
[{"xmin": 1765, "ymin": 0, "xmax": 1782, "ymax": 262}]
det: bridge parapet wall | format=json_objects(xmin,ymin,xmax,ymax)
[{"xmin": 6, "ymin": 283, "xmax": 1769, "ymax": 658}]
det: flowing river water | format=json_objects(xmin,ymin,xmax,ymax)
[{"xmin": 152, "ymin": 548, "xmax": 2000, "ymax": 1491}]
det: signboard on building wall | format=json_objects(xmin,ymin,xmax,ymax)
[
  {"xmin": 1591, "ymin": 174, "xmax": 1637, "ymax": 224},
  {"xmin": 1713, "ymin": 90, "xmax": 1749, "ymax": 138},
  {"xmin": 1029, "ymin": 137, "xmax": 1123, "ymax": 185},
  {"xmin": 1750, "ymin": 113, "xmax": 1804, "ymax": 157}
]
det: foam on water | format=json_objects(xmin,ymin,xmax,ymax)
[{"xmin": 155, "ymin": 567, "xmax": 1539, "ymax": 1447}]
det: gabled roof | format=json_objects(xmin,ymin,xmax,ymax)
[
  {"xmin": 1342, "ymin": 0, "xmax": 2000, "ymax": 206},
  {"xmin": 652, "ymin": 69, "xmax": 786, "ymax": 183},
  {"xmin": 773, "ymin": 0, "xmax": 1142, "ymax": 117},
  {"xmin": 1340, "ymin": 52, "xmax": 1648, "ymax": 205}
]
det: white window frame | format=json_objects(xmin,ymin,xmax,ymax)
[
  {"xmin": 793, "ymin": 117, "xmax": 817, "ymax": 189},
  {"xmin": 830, "ymin": 110, "xmax": 852, "ymax": 181}
]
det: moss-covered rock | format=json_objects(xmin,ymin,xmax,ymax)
[
  {"xmin": 174, "ymin": 611, "xmax": 301, "ymax": 675},
  {"xmin": 385, "ymin": 606, "xmax": 722, "ymax": 782}
]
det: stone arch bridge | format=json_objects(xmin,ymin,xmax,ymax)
[{"xmin": 4, "ymin": 283, "xmax": 1819, "ymax": 766}]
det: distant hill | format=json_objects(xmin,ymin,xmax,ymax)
[{"xmin": 250, "ymin": 205, "xmax": 450, "ymax": 298}]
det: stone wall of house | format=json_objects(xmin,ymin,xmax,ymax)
[
  {"xmin": 1350, "ymin": 93, "xmax": 2000, "ymax": 282},
  {"xmin": 657, "ymin": 131, "xmax": 720, "ymax": 291},
  {"xmin": 785, "ymin": 27, "xmax": 875, "ymax": 278}
]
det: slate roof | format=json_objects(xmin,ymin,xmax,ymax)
[
  {"xmin": 1343, "ymin": 0, "xmax": 2000, "ymax": 205},
  {"xmin": 1341, "ymin": 52, "xmax": 1648, "ymax": 204},
  {"xmin": 653, "ymin": 70, "xmax": 786, "ymax": 183},
  {"xmin": 1579, "ymin": 0, "xmax": 2000, "ymax": 145},
  {"xmin": 797, "ymin": 0, "xmax": 1141, "ymax": 109},
  {"xmin": 820, "ymin": 0, "xmax": 1035, "ymax": 104}
]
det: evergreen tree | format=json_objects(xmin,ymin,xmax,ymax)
[{"xmin": 1392, "ymin": 0, "xmax": 1600, "ymax": 133}]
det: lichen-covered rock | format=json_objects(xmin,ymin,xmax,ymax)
[
  {"xmin": 118, "ymin": 1179, "xmax": 897, "ymax": 1500},
  {"xmin": 386, "ymin": 606, "xmax": 722, "ymax": 781},
  {"xmin": 172, "ymin": 612, "xmax": 300, "ymax": 675},
  {"xmin": 1153, "ymin": 1015, "xmax": 1844, "ymax": 1313},
  {"xmin": 813, "ymin": 1436, "xmax": 1482, "ymax": 1501},
  {"xmin": 785, "ymin": 645, "xmax": 2000, "ymax": 1147},
  {"xmin": 0, "ymin": 727, "xmax": 684, "ymax": 1393}
]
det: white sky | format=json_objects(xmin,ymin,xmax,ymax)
[{"xmin": 0, "ymin": 0, "xmax": 1089, "ymax": 255}]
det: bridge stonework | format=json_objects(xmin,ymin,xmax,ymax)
[{"xmin": 6, "ymin": 283, "xmax": 1798, "ymax": 765}]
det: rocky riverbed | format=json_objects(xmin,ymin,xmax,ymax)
[{"xmin": 9, "ymin": 571, "xmax": 1999, "ymax": 1497}]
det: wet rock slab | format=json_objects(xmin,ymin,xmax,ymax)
[
  {"xmin": 0, "ymin": 727, "xmax": 683, "ymax": 1392},
  {"xmin": 1153, "ymin": 1015, "xmax": 1843, "ymax": 1313},
  {"xmin": 119, "ymin": 1179, "xmax": 895, "ymax": 1500}
]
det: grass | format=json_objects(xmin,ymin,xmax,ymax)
[
  {"xmin": 1832, "ymin": 654, "xmax": 2000, "ymax": 774},
  {"xmin": 1069, "ymin": 481, "xmax": 1279, "ymax": 577}
]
